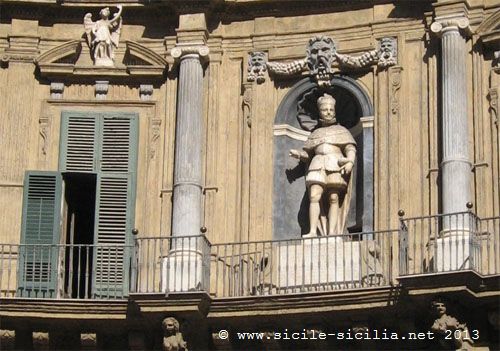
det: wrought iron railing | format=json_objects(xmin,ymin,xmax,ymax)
[
  {"xmin": 1, "ymin": 213, "xmax": 498, "ymax": 299},
  {"xmin": 399, "ymin": 212, "xmax": 500, "ymax": 277},
  {"xmin": 132, "ymin": 231, "xmax": 397, "ymax": 297},
  {"xmin": 0, "ymin": 243, "xmax": 134, "ymax": 299}
]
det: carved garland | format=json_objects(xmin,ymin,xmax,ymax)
[{"xmin": 247, "ymin": 36, "xmax": 397, "ymax": 86}]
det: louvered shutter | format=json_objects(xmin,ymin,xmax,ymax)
[
  {"xmin": 92, "ymin": 114, "xmax": 138, "ymax": 298},
  {"xmin": 18, "ymin": 172, "xmax": 62, "ymax": 298},
  {"xmin": 59, "ymin": 112, "xmax": 98, "ymax": 172}
]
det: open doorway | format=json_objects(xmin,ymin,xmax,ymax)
[{"xmin": 62, "ymin": 172, "xmax": 96, "ymax": 298}]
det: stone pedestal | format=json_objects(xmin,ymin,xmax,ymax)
[
  {"xmin": 161, "ymin": 249, "xmax": 207, "ymax": 292},
  {"xmin": 276, "ymin": 238, "xmax": 365, "ymax": 289},
  {"xmin": 435, "ymin": 234, "xmax": 471, "ymax": 272}
]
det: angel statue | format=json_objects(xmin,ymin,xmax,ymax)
[{"xmin": 84, "ymin": 5, "xmax": 123, "ymax": 66}]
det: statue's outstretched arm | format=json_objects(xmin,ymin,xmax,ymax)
[
  {"xmin": 289, "ymin": 149, "xmax": 309, "ymax": 162},
  {"xmin": 110, "ymin": 5, "xmax": 123, "ymax": 25}
]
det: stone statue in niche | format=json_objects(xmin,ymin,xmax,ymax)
[
  {"xmin": 289, "ymin": 93, "xmax": 356, "ymax": 237},
  {"xmin": 162, "ymin": 317, "xmax": 188, "ymax": 351},
  {"xmin": 84, "ymin": 5, "xmax": 123, "ymax": 67},
  {"xmin": 430, "ymin": 299, "xmax": 475, "ymax": 350}
]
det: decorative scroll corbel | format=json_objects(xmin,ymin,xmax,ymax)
[
  {"xmin": 149, "ymin": 118, "xmax": 161, "ymax": 159},
  {"xmin": 264, "ymin": 36, "xmax": 397, "ymax": 87},
  {"xmin": 389, "ymin": 66, "xmax": 402, "ymax": 116},
  {"xmin": 242, "ymin": 82, "xmax": 253, "ymax": 128},
  {"xmin": 489, "ymin": 88, "xmax": 498, "ymax": 126},
  {"xmin": 39, "ymin": 115, "xmax": 50, "ymax": 156}
]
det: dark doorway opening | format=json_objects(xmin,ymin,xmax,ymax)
[{"xmin": 62, "ymin": 172, "xmax": 96, "ymax": 298}]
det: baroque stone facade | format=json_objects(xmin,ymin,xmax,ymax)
[{"xmin": 0, "ymin": 0, "xmax": 499, "ymax": 350}]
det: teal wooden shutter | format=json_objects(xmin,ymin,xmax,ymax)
[
  {"xmin": 18, "ymin": 172, "xmax": 62, "ymax": 298},
  {"xmin": 59, "ymin": 112, "xmax": 98, "ymax": 172},
  {"xmin": 92, "ymin": 113, "xmax": 138, "ymax": 298}
]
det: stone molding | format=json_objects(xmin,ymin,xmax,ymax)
[
  {"xmin": 430, "ymin": 16, "xmax": 471, "ymax": 37},
  {"xmin": 273, "ymin": 124, "xmax": 310, "ymax": 141},
  {"xmin": 35, "ymin": 40, "xmax": 168, "ymax": 79}
]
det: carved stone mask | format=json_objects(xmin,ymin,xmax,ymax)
[
  {"xmin": 378, "ymin": 38, "xmax": 397, "ymax": 66},
  {"xmin": 248, "ymin": 52, "xmax": 267, "ymax": 83},
  {"xmin": 306, "ymin": 36, "xmax": 336, "ymax": 86}
]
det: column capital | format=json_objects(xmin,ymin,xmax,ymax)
[
  {"xmin": 431, "ymin": 16, "xmax": 471, "ymax": 37},
  {"xmin": 171, "ymin": 45, "xmax": 210, "ymax": 63}
]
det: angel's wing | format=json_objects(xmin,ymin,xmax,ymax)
[
  {"xmin": 110, "ymin": 17, "xmax": 122, "ymax": 48},
  {"xmin": 83, "ymin": 13, "xmax": 94, "ymax": 47}
]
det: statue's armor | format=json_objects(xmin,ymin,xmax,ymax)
[{"xmin": 303, "ymin": 124, "xmax": 356, "ymax": 189}]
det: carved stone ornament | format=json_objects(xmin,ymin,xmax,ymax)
[
  {"xmin": 430, "ymin": 299, "xmax": 474, "ymax": 350},
  {"xmin": 32, "ymin": 332, "xmax": 49, "ymax": 351},
  {"xmin": 247, "ymin": 52, "xmax": 267, "ymax": 83},
  {"xmin": 171, "ymin": 45, "xmax": 209, "ymax": 62},
  {"xmin": 266, "ymin": 36, "xmax": 397, "ymax": 86},
  {"xmin": 162, "ymin": 317, "xmax": 188, "ymax": 351},
  {"xmin": 377, "ymin": 37, "xmax": 398, "ymax": 67},
  {"xmin": 50, "ymin": 82, "xmax": 64, "ymax": 99},
  {"xmin": 95, "ymin": 80, "xmax": 109, "ymax": 100},
  {"xmin": 140, "ymin": 84, "xmax": 154, "ymax": 101},
  {"xmin": 0, "ymin": 330, "xmax": 15, "ymax": 350},
  {"xmin": 80, "ymin": 333, "xmax": 97, "ymax": 350},
  {"xmin": 430, "ymin": 17, "xmax": 471, "ymax": 37},
  {"xmin": 84, "ymin": 5, "xmax": 123, "ymax": 66}
]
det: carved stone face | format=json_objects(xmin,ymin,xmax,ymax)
[
  {"xmin": 433, "ymin": 301, "xmax": 446, "ymax": 316},
  {"xmin": 307, "ymin": 38, "xmax": 335, "ymax": 73},
  {"xmin": 306, "ymin": 37, "xmax": 336, "ymax": 86},
  {"xmin": 248, "ymin": 52, "xmax": 267, "ymax": 83},
  {"xmin": 162, "ymin": 317, "xmax": 179, "ymax": 336},
  {"xmin": 378, "ymin": 38, "xmax": 396, "ymax": 67},
  {"xmin": 318, "ymin": 101, "xmax": 336, "ymax": 124},
  {"xmin": 100, "ymin": 7, "xmax": 110, "ymax": 19},
  {"xmin": 250, "ymin": 52, "xmax": 266, "ymax": 67}
]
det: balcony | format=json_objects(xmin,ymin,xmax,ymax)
[{"xmin": 0, "ymin": 212, "xmax": 498, "ymax": 300}]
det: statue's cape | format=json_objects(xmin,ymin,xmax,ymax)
[
  {"xmin": 304, "ymin": 124, "xmax": 356, "ymax": 236},
  {"xmin": 303, "ymin": 124, "xmax": 356, "ymax": 151}
]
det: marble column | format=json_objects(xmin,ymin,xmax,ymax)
[
  {"xmin": 431, "ymin": 17, "xmax": 472, "ymax": 272},
  {"xmin": 165, "ymin": 45, "xmax": 209, "ymax": 292},
  {"xmin": 171, "ymin": 46, "xmax": 209, "ymax": 238},
  {"xmin": 431, "ymin": 18, "xmax": 471, "ymax": 215}
]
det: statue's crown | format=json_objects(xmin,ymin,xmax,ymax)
[{"xmin": 317, "ymin": 93, "xmax": 336, "ymax": 106}]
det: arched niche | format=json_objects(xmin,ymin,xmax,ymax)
[{"xmin": 273, "ymin": 76, "xmax": 374, "ymax": 240}]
